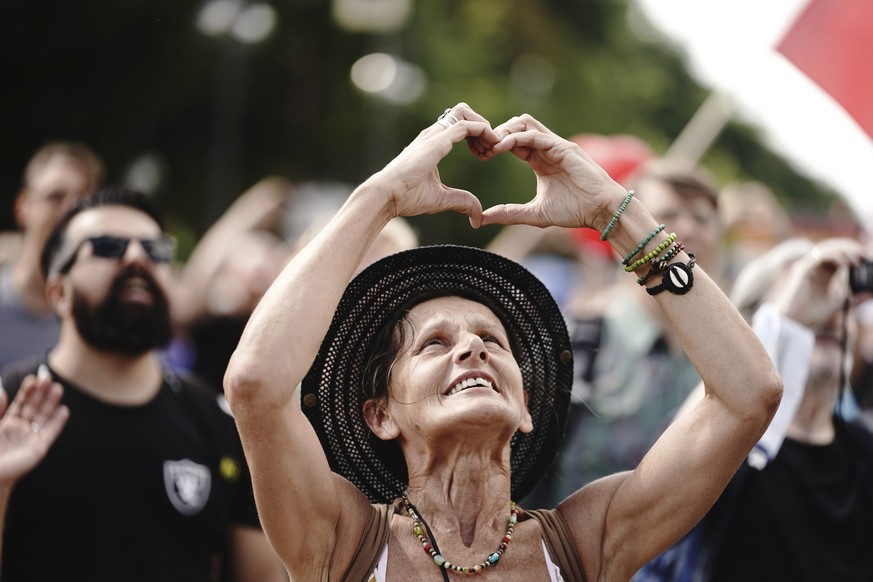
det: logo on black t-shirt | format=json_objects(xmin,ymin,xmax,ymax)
[{"xmin": 163, "ymin": 459, "xmax": 211, "ymax": 515}]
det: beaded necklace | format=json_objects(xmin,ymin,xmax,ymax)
[{"xmin": 401, "ymin": 493, "xmax": 519, "ymax": 576}]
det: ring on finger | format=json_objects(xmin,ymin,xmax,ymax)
[{"xmin": 437, "ymin": 108, "xmax": 459, "ymax": 128}]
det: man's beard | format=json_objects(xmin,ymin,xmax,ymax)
[{"xmin": 72, "ymin": 266, "xmax": 173, "ymax": 356}]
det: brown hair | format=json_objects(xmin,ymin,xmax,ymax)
[
  {"xmin": 23, "ymin": 141, "xmax": 105, "ymax": 194},
  {"xmin": 631, "ymin": 160, "xmax": 719, "ymax": 210}
]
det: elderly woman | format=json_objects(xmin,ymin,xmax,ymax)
[{"xmin": 224, "ymin": 104, "xmax": 781, "ymax": 581}]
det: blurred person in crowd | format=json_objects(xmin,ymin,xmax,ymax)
[
  {"xmin": 169, "ymin": 175, "xmax": 419, "ymax": 393},
  {"xmin": 0, "ymin": 142, "xmax": 104, "ymax": 372},
  {"xmin": 180, "ymin": 230, "xmax": 293, "ymax": 392},
  {"xmin": 0, "ymin": 233, "xmax": 23, "ymax": 266},
  {"xmin": 289, "ymin": 196, "xmax": 420, "ymax": 275},
  {"xmin": 0, "ymin": 187, "xmax": 284, "ymax": 582},
  {"xmin": 357, "ymin": 214, "xmax": 419, "ymax": 273},
  {"xmin": 850, "ymin": 227, "xmax": 873, "ymax": 414},
  {"xmin": 636, "ymin": 237, "xmax": 873, "ymax": 581},
  {"xmin": 526, "ymin": 161, "xmax": 725, "ymax": 507},
  {"xmin": 851, "ymin": 298, "xmax": 873, "ymax": 413},
  {"xmin": 169, "ymin": 176, "xmax": 295, "ymax": 391},
  {"xmin": 719, "ymin": 180, "xmax": 794, "ymax": 279}
]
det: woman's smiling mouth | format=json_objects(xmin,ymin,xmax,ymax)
[{"xmin": 446, "ymin": 375, "xmax": 497, "ymax": 396}]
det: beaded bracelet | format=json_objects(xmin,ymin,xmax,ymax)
[
  {"xmin": 600, "ymin": 190, "xmax": 635, "ymax": 241},
  {"xmin": 637, "ymin": 241, "xmax": 685, "ymax": 285},
  {"xmin": 621, "ymin": 224, "xmax": 666, "ymax": 266},
  {"xmin": 624, "ymin": 232, "xmax": 677, "ymax": 273}
]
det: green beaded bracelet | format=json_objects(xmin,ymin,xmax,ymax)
[
  {"xmin": 600, "ymin": 190, "xmax": 635, "ymax": 241},
  {"xmin": 637, "ymin": 241, "xmax": 685, "ymax": 285},
  {"xmin": 625, "ymin": 232, "xmax": 677, "ymax": 272},
  {"xmin": 654, "ymin": 241, "xmax": 685, "ymax": 269},
  {"xmin": 622, "ymin": 224, "xmax": 666, "ymax": 266}
]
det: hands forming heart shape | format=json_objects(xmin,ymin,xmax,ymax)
[{"xmin": 371, "ymin": 102, "xmax": 627, "ymax": 234}]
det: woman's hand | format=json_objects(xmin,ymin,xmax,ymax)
[
  {"xmin": 481, "ymin": 113, "xmax": 625, "ymax": 230},
  {"xmin": 0, "ymin": 370, "xmax": 68, "ymax": 487},
  {"xmin": 365, "ymin": 103, "xmax": 501, "ymax": 227}
]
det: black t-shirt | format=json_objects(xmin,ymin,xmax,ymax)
[
  {"xmin": 708, "ymin": 419, "xmax": 873, "ymax": 582},
  {"xmin": 1, "ymin": 360, "xmax": 260, "ymax": 582}
]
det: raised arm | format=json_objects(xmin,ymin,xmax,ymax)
[
  {"xmin": 482, "ymin": 114, "xmax": 782, "ymax": 581},
  {"xmin": 172, "ymin": 176, "xmax": 290, "ymax": 327},
  {"xmin": 0, "ymin": 370, "xmax": 68, "ymax": 566},
  {"xmin": 223, "ymin": 103, "xmax": 499, "ymax": 577}
]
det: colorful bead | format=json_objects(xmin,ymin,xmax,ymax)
[
  {"xmin": 622, "ymin": 224, "xmax": 666, "ymax": 265},
  {"xmin": 402, "ymin": 493, "xmax": 518, "ymax": 576},
  {"xmin": 600, "ymin": 190, "xmax": 635, "ymax": 241},
  {"xmin": 637, "ymin": 242, "xmax": 685, "ymax": 285},
  {"xmin": 625, "ymin": 232, "xmax": 677, "ymax": 272}
]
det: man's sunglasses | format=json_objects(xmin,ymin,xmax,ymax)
[{"xmin": 53, "ymin": 235, "xmax": 176, "ymax": 275}]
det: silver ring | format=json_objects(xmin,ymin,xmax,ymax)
[
  {"xmin": 437, "ymin": 108, "xmax": 459, "ymax": 128},
  {"xmin": 31, "ymin": 422, "xmax": 42, "ymax": 433}
]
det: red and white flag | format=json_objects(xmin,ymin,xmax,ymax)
[{"xmin": 777, "ymin": 0, "xmax": 873, "ymax": 139}]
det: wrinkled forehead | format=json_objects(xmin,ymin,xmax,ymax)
[
  {"xmin": 66, "ymin": 205, "xmax": 162, "ymax": 243},
  {"xmin": 406, "ymin": 295, "xmax": 503, "ymax": 325},
  {"xmin": 395, "ymin": 295, "xmax": 517, "ymax": 355}
]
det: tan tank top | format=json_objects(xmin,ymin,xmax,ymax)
[{"xmin": 341, "ymin": 503, "xmax": 588, "ymax": 582}]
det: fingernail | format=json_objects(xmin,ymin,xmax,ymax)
[{"xmin": 38, "ymin": 364, "xmax": 50, "ymax": 380}]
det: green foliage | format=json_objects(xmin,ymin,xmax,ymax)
[{"xmin": 0, "ymin": 0, "xmax": 838, "ymax": 242}]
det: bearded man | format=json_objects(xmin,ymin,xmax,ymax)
[{"xmin": 0, "ymin": 187, "xmax": 284, "ymax": 582}]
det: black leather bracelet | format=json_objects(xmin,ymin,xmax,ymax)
[{"xmin": 646, "ymin": 254, "xmax": 696, "ymax": 296}]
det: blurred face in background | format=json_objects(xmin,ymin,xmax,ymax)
[
  {"xmin": 635, "ymin": 176, "xmax": 722, "ymax": 272},
  {"xmin": 16, "ymin": 155, "xmax": 95, "ymax": 246}
]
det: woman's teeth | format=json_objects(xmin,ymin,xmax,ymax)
[{"xmin": 447, "ymin": 377, "xmax": 494, "ymax": 396}]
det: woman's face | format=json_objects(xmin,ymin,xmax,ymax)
[{"xmin": 378, "ymin": 296, "xmax": 532, "ymax": 444}]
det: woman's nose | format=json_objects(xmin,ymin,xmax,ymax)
[{"xmin": 455, "ymin": 334, "xmax": 488, "ymax": 363}]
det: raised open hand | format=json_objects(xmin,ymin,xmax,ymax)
[
  {"xmin": 367, "ymin": 103, "xmax": 501, "ymax": 227},
  {"xmin": 480, "ymin": 113, "xmax": 625, "ymax": 231},
  {"xmin": 0, "ymin": 369, "xmax": 68, "ymax": 486}
]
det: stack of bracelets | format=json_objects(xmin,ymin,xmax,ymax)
[{"xmin": 601, "ymin": 191, "xmax": 696, "ymax": 296}]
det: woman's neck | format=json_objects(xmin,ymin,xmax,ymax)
[
  {"xmin": 405, "ymin": 452, "xmax": 513, "ymax": 546},
  {"xmin": 786, "ymin": 382, "xmax": 838, "ymax": 444}
]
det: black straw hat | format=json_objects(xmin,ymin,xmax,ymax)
[{"xmin": 301, "ymin": 245, "xmax": 573, "ymax": 504}]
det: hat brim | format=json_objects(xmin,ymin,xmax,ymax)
[{"xmin": 301, "ymin": 245, "xmax": 573, "ymax": 504}]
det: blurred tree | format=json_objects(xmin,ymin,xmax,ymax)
[{"xmin": 0, "ymin": 0, "xmax": 843, "ymax": 252}]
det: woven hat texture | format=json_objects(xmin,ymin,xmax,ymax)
[{"xmin": 301, "ymin": 245, "xmax": 573, "ymax": 504}]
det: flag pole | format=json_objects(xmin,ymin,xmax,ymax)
[{"xmin": 663, "ymin": 90, "xmax": 736, "ymax": 168}]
